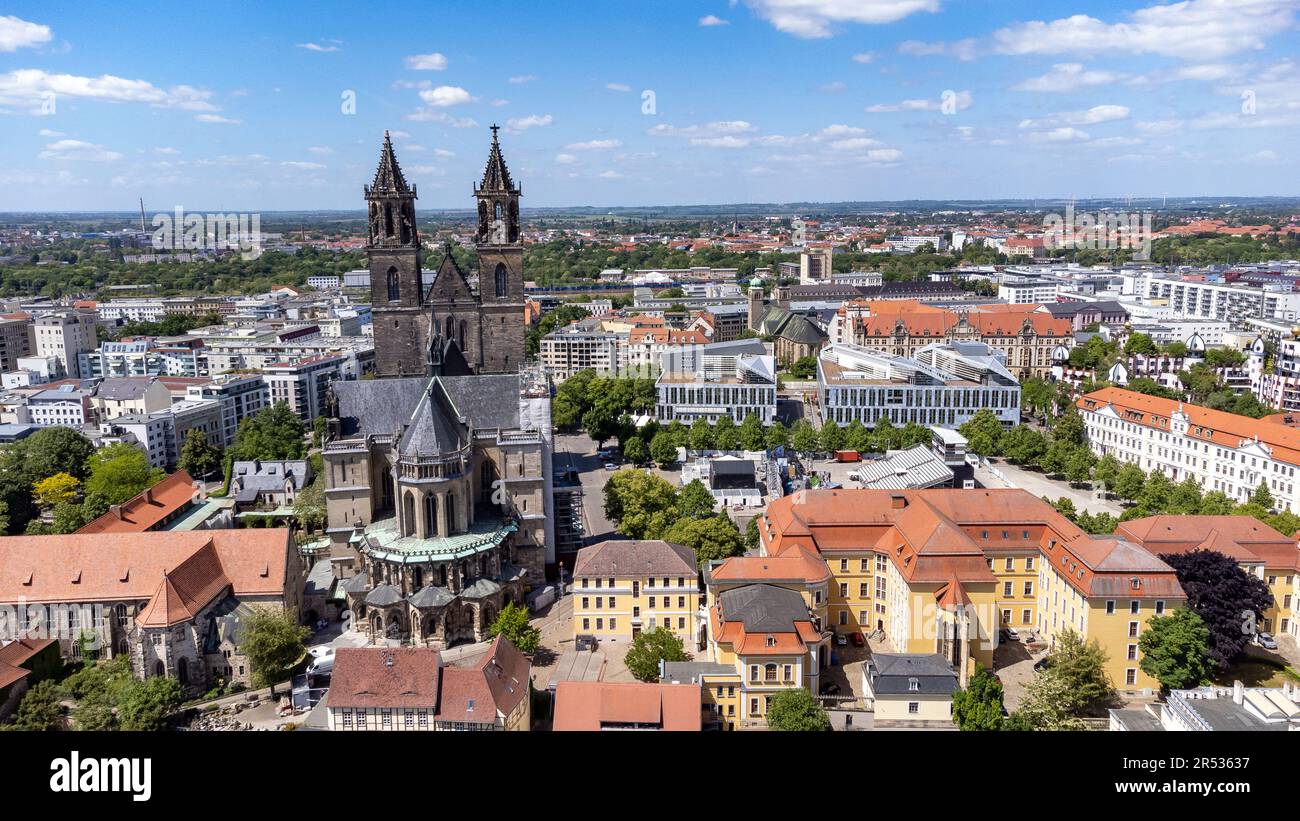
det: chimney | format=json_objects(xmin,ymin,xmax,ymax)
[
  {"xmin": 890, "ymin": 494, "xmax": 907, "ymax": 510},
  {"xmin": 143, "ymin": 487, "xmax": 153, "ymax": 504},
  {"xmin": 110, "ymin": 504, "xmax": 123, "ymax": 520}
]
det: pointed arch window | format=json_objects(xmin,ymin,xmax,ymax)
[
  {"xmin": 386, "ymin": 267, "xmax": 400, "ymax": 302},
  {"xmin": 445, "ymin": 315, "xmax": 456, "ymax": 341},
  {"xmin": 494, "ymin": 263, "xmax": 508, "ymax": 298}
]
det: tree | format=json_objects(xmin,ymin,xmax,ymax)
[
  {"xmin": 582, "ymin": 407, "xmax": 620, "ymax": 448},
  {"xmin": 231, "ymin": 402, "xmax": 306, "ymax": 461},
  {"xmin": 714, "ymin": 415, "xmax": 739, "ymax": 451},
  {"xmin": 662, "ymin": 514, "xmax": 745, "ymax": 567},
  {"xmin": 1159, "ymin": 550, "xmax": 1273, "ymax": 668},
  {"xmin": 818, "ymin": 420, "xmax": 844, "ymax": 454},
  {"xmin": 738, "ymin": 413, "xmax": 766, "ymax": 451},
  {"xmin": 958, "ymin": 409, "xmax": 1003, "ymax": 457},
  {"xmin": 19, "ymin": 426, "xmax": 97, "ymax": 482},
  {"xmin": 240, "ymin": 607, "xmax": 311, "ymax": 693},
  {"xmin": 765, "ymin": 420, "xmax": 789, "ymax": 451},
  {"xmin": 177, "ymin": 428, "xmax": 222, "ymax": 480},
  {"xmin": 1015, "ymin": 667, "xmax": 1088, "ymax": 731},
  {"xmin": 1167, "ymin": 476, "xmax": 1204, "ymax": 515},
  {"xmin": 1092, "ymin": 453, "xmax": 1121, "ymax": 492},
  {"xmin": 487, "ymin": 602, "xmax": 541, "ymax": 655},
  {"xmin": 312, "ymin": 415, "xmax": 327, "ymax": 449},
  {"xmin": 624, "ymin": 627, "xmax": 690, "ymax": 682},
  {"xmin": 788, "ymin": 355, "xmax": 818, "ymax": 380},
  {"xmin": 1064, "ymin": 447, "xmax": 1096, "ymax": 486},
  {"xmin": 951, "ymin": 666, "xmax": 1006, "ymax": 731},
  {"xmin": 1124, "ymin": 333, "xmax": 1158, "ymax": 356},
  {"xmin": 117, "ymin": 676, "xmax": 183, "ymax": 731},
  {"xmin": 649, "ymin": 431, "xmax": 678, "ymax": 468},
  {"xmin": 764, "ymin": 688, "xmax": 831, "ymax": 731},
  {"xmin": 688, "ymin": 418, "xmax": 715, "ymax": 452},
  {"xmin": 4, "ymin": 680, "xmax": 63, "ymax": 731},
  {"xmin": 83, "ymin": 442, "xmax": 165, "ymax": 509},
  {"xmin": 293, "ymin": 477, "xmax": 326, "ymax": 531},
  {"xmin": 1139, "ymin": 609, "xmax": 1215, "ymax": 692},
  {"xmin": 791, "ymin": 419, "xmax": 818, "ymax": 454},
  {"xmin": 1053, "ymin": 410, "xmax": 1086, "ymax": 446},
  {"xmin": 676, "ymin": 479, "xmax": 716, "ymax": 519},
  {"xmin": 622, "ymin": 435, "xmax": 648, "ymax": 466},
  {"xmin": 32, "ymin": 472, "xmax": 80, "ymax": 510},
  {"xmin": 1113, "ymin": 464, "xmax": 1147, "ymax": 503},
  {"xmin": 1001, "ymin": 426, "xmax": 1047, "ymax": 466},
  {"xmin": 1249, "ymin": 481, "xmax": 1275, "ymax": 511},
  {"xmin": 1041, "ymin": 629, "xmax": 1116, "ymax": 715},
  {"xmin": 603, "ymin": 470, "xmax": 679, "ymax": 539}
]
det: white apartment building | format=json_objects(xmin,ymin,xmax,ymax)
[
  {"xmin": 27, "ymin": 384, "xmax": 93, "ymax": 427},
  {"xmin": 538, "ymin": 320, "xmax": 622, "ymax": 381},
  {"xmin": 186, "ymin": 374, "xmax": 269, "ymax": 448},
  {"xmin": 655, "ymin": 346, "xmax": 777, "ymax": 425},
  {"xmin": 816, "ymin": 341, "xmax": 1021, "ymax": 429},
  {"xmin": 33, "ymin": 311, "xmax": 97, "ymax": 379},
  {"xmin": 99, "ymin": 413, "xmax": 172, "ymax": 469},
  {"xmin": 1078, "ymin": 386, "xmax": 1300, "ymax": 513},
  {"xmin": 263, "ymin": 353, "xmax": 347, "ymax": 420},
  {"xmin": 1124, "ymin": 272, "xmax": 1300, "ymax": 325},
  {"xmin": 998, "ymin": 279, "xmax": 1062, "ymax": 304}
]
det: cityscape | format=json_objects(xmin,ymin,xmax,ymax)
[{"xmin": 0, "ymin": 0, "xmax": 1297, "ymax": 793}]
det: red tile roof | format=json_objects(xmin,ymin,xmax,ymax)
[
  {"xmin": 76, "ymin": 471, "xmax": 198, "ymax": 534},
  {"xmin": 553, "ymin": 681, "xmax": 702, "ymax": 731},
  {"xmin": 1118, "ymin": 515, "xmax": 1300, "ymax": 572}
]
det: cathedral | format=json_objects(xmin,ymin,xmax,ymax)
[{"xmin": 366, "ymin": 126, "xmax": 526, "ymax": 378}]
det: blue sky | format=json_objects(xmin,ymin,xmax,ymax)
[{"xmin": 1, "ymin": 0, "xmax": 1297, "ymax": 210}]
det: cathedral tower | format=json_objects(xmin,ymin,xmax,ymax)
[
  {"xmin": 473, "ymin": 125, "xmax": 526, "ymax": 373},
  {"xmin": 366, "ymin": 132, "xmax": 426, "ymax": 377}
]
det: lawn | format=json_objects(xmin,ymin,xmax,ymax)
[{"xmin": 1212, "ymin": 660, "xmax": 1300, "ymax": 689}]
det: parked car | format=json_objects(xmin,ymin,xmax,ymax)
[
  {"xmin": 835, "ymin": 633, "xmax": 848, "ymax": 646},
  {"xmin": 1000, "ymin": 628, "xmax": 1020, "ymax": 642},
  {"xmin": 604, "ymin": 462, "xmax": 616, "ymax": 470},
  {"xmin": 850, "ymin": 632, "xmax": 865, "ymax": 647},
  {"xmin": 1257, "ymin": 632, "xmax": 1278, "ymax": 650},
  {"xmin": 1033, "ymin": 657, "xmax": 1052, "ymax": 672},
  {"xmin": 575, "ymin": 634, "xmax": 598, "ymax": 652},
  {"xmin": 306, "ymin": 653, "xmax": 335, "ymax": 677},
  {"xmin": 307, "ymin": 645, "xmax": 334, "ymax": 660}
]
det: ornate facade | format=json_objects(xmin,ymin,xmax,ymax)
[
  {"xmin": 368, "ymin": 127, "xmax": 526, "ymax": 378},
  {"xmin": 323, "ymin": 370, "xmax": 554, "ymax": 647}
]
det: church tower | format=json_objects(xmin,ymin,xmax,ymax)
[
  {"xmin": 473, "ymin": 125, "xmax": 526, "ymax": 373},
  {"xmin": 366, "ymin": 132, "xmax": 426, "ymax": 377}
]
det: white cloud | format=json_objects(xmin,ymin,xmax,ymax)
[
  {"xmin": 606, "ymin": 82, "xmax": 632, "ymax": 92},
  {"xmin": 393, "ymin": 79, "xmax": 433, "ymax": 90},
  {"xmin": 153, "ymin": 146, "xmax": 179, "ymax": 155},
  {"xmin": 699, "ymin": 15, "xmax": 729, "ymax": 27},
  {"xmin": 598, "ymin": 170, "xmax": 623, "ymax": 179},
  {"xmin": 306, "ymin": 146, "xmax": 334, "ymax": 155},
  {"xmin": 405, "ymin": 109, "xmax": 478, "ymax": 127},
  {"xmin": 0, "ymin": 69, "xmax": 219, "ymax": 113},
  {"xmin": 418, "ymin": 85, "xmax": 476, "ymax": 106},
  {"xmin": 829, "ymin": 137, "xmax": 883, "ymax": 151},
  {"xmin": 508, "ymin": 74, "xmax": 538, "ymax": 84},
  {"xmin": 1013, "ymin": 63, "xmax": 1120, "ymax": 92},
  {"xmin": 555, "ymin": 153, "xmax": 577, "ymax": 165},
  {"xmin": 296, "ymin": 41, "xmax": 340, "ymax": 53},
  {"xmin": 195, "ymin": 114, "xmax": 240, "ymax": 124},
  {"xmin": 281, "ymin": 160, "xmax": 326, "ymax": 170},
  {"xmin": 37, "ymin": 128, "xmax": 63, "ymax": 137},
  {"xmin": 742, "ymin": 0, "xmax": 940, "ymax": 39},
  {"xmin": 405, "ymin": 53, "xmax": 447, "ymax": 70},
  {"xmin": 897, "ymin": 38, "xmax": 977, "ymax": 60},
  {"xmin": 38, "ymin": 139, "xmax": 122, "ymax": 162},
  {"xmin": 506, "ymin": 113, "xmax": 553, "ymax": 131},
  {"xmin": 649, "ymin": 120, "xmax": 758, "ymax": 138},
  {"xmin": 819, "ymin": 80, "xmax": 847, "ymax": 92},
  {"xmin": 690, "ymin": 136, "xmax": 750, "ymax": 148},
  {"xmin": 0, "ymin": 15, "xmax": 52, "ymax": 52},
  {"xmin": 1026, "ymin": 127, "xmax": 1090, "ymax": 143},
  {"xmin": 850, "ymin": 51, "xmax": 876, "ymax": 64},
  {"xmin": 491, "ymin": 99, "xmax": 509, "ymax": 107},
  {"xmin": 992, "ymin": 0, "xmax": 1298, "ymax": 60},
  {"xmin": 866, "ymin": 90, "xmax": 971, "ymax": 112},
  {"xmin": 567, "ymin": 139, "xmax": 622, "ymax": 150},
  {"xmin": 433, "ymin": 148, "xmax": 455, "ymax": 157},
  {"xmin": 1019, "ymin": 104, "xmax": 1129, "ymax": 128}
]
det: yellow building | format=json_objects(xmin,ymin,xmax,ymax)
[
  {"xmin": 757, "ymin": 488, "xmax": 1188, "ymax": 695},
  {"xmin": 571, "ymin": 539, "xmax": 702, "ymax": 646}
]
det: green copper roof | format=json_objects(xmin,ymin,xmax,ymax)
[{"xmin": 359, "ymin": 517, "xmax": 517, "ymax": 564}]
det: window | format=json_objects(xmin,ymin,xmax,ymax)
[
  {"xmin": 839, "ymin": 611, "xmax": 848, "ymax": 626},
  {"xmin": 1005, "ymin": 558, "xmax": 1014, "ymax": 571},
  {"xmin": 1022, "ymin": 609, "xmax": 1032, "ymax": 625},
  {"xmin": 1128, "ymin": 621, "xmax": 1139, "ymax": 638},
  {"xmin": 386, "ymin": 267, "xmax": 400, "ymax": 302},
  {"xmin": 582, "ymin": 618, "xmax": 589, "ymax": 630},
  {"xmin": 1105, "ymin": 600, "xmax": 1115, "ymax": 615},
  {"xmin": 1023, "ymin": 581, "xmax": 1033, "ymax": 597},
  {"xmin": 840, "ymin": 559, "xmax": 849, "ymax": 572},
  {"xmin": 1025, "ymin": 557, "xmax": 1035, "ymax": 571},
  {"xmin": 1003, "ymin": 582, "xmax": 1013, "ymax": 597},
  {"xmin": 1130, "ymin": 600, "xmax": 1140, "ymax": 614},
  {"xmin": 596, "ymin": 618, "xmax": 603, "ymax": 630},
  {"xmin": 1127, "ymin": 644, "xmax": 1138, "ymax": 660},
  {"xmin": 677, "ymin": 596, "xmax": 685, "ymax": 608},
  {"xmin": 1125, "ymin": 669, "xmax": 1137, "ymax": 686},
  {"xmin": 908, "ymin": 677, "xmax": 919, "ymax": 692},
  {"xmin": 581, "ymin": 597, "xmax": 589, "ymax": 609},
  {"xmin": 494, "ymin": 263, "xmax": 508, "ymax": 298},
  {"xmin": 908, "ymin": 702, "xmax": 919, "ymax": 714},
  {"xmin": 1155, "ymin": 600, "xmax": 1165, "ymax": 615},
  {"xmin": 840, "ymin": 583, "xmax": 848, "ymax": 598}
]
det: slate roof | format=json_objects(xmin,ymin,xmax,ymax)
[
  {"xmin": 332, "ymin": 374, "xmax": 522, "ymax": 442},
  {"xmin": 408, "ymin": 585, "xmax": 455, "ymax": 609},
  {"xmin": 97, "ymin": 377, "xmax": 160, "ymax": 401},
  {"xmin": 574, "ymin": 540, "xmax": 698, "ymax": 579},
  {"xmin": 717, "ymin": 584, "xmax": 810, "ymax": 633},
  {"xmin": 332, "ymin": 377, "xmax": 430, "ymax": 438},
  {"xmin": 398, "ymin": 383, "xmax": 468, "ymax": 456},
  {"xmin": 869, "ymin": 653, "xmax": 958, "ymax": 695},
  {"xmin": 460, "ymin": 578, "xmax": 502, "ymax": 599},
  {"xmin": 365, "ymin": 583, "xmax": 403, "ymax": 607}
]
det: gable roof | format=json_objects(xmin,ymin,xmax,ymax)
[
  {"xmin": 574, "ymin": 540, "xmax": 698, "ymax": 579},
  {"xmin": 553, "ymin": 681, "xmax": 702, "ymax": 731},
  {"xmin": 326, "ymin": 647, "xmax": 441, "ymax": 710},
  {"xmin": 76, "ymin": 470, "xmax": 196, "ymax": 534}
]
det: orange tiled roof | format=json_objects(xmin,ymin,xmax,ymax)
[
  {"xmin": 1118, "ymin": 515, "xmax": 1300, "ymax": 571},
  {"xmin": 553, "ymin": 681, "xmax": 702, "ymax": 731},
  {"xmin": 0, "ymin": 530, "xmax": 292, "ymax": 622},
  {"xmin": 1078, "ymin": 387, "xmax": 1300, "ymax": 466},
  {"xmin": 76, "ymin": 471, "xmax": 197, "ymax": 534}
]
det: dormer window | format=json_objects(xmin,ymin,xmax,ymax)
[{"xmin": 908, "ymin": 677, "xmax": 919, "ymax": 692}]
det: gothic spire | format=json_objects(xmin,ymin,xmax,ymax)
[
  {"xmin": 367, "ymin": 130, "xmax": 415, "ymax": 198},
  {"xmin": 477, "ymin": 124, "xmax": 518, "ymax": 193}
]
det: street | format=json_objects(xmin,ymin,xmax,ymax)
[{"xmin": 976, "ymin": 457, "xmax": 1124, "ymax": 517}]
